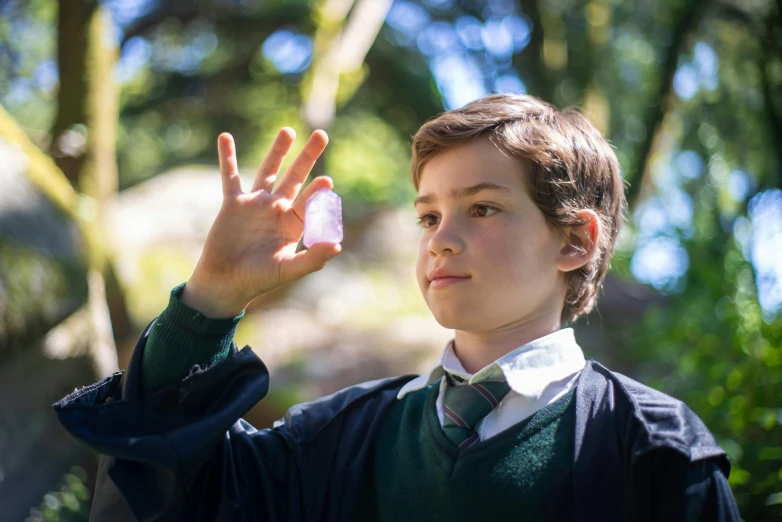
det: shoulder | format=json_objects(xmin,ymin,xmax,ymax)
[
  {"xmin": 275, "ymin": 374, "xmax": 418, "ymax": 445},
  {"xmin": 578, "ymin": 361, "xmax": 726, "ymax": 463}
]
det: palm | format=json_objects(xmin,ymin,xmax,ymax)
[{"xmin": 192, "ymin": 129, "xmax": 341, "ymax": 310}]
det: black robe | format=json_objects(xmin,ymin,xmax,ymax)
[{"xmin": 53, "ymin": 322, "xmax": 740, "ymax": 521}]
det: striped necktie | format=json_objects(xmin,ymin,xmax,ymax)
[{"xmin": 441, "ymin": 378, "xmax": 511, "ymax": 449}]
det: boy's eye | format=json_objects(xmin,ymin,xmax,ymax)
[
  {"xmin": 472, "ymin": 204, "xmax": 499, "ymax": 218},
  {"xmin": 416, "ymin": 213, "xmax": 438, "ymax": 228},
  {"xmin": 416, "ymin": 205, "xmax": 499, "ymax": 228}
]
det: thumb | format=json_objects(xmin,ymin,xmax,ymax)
[{"xmin": 280, "ymin": 242, "xmax": 342, "ymax": 283}]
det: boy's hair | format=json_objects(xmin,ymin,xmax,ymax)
[{"xmin": 411, "ymin": 94, "xmax": 627, "ymax": 325}]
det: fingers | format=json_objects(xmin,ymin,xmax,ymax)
[
  {"xmin": 273, "ymin": 130, "xmax": 329, "ymax": 201},
  {"xmin": 280, "ymin": 242, "xmax": 342, "ymax": 283},
  {"xmin": 291, "ymin": 176, "xmax": 334, "ymax": 221},
  {"xmin": 218, "ymin": 133, "xmax": 243, "ymax": 197},
  {"xmin": 252, "ymin": 127, "xmax": 296, "ymax": 193}
]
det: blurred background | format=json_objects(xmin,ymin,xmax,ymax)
[{"xmin": 0, "ymin": 0, "xmax": 780, "ymax": 519}]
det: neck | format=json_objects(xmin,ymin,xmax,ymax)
[{"xmin": 452, "ymin": 314, "xmax": 563, "ymax": 374}]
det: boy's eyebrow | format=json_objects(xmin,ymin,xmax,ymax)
[{"xmin": 414, "ymin": 182, "xmax": 512, "ymax": 206}]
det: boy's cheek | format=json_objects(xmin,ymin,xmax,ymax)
[{"xmin": 414, "ymin": 251, "xmax": 429, "ymax": 286}]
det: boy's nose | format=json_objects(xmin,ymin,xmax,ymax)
[{"xmin": 427, "ymin": 222, "xmax": 465, "ymax": 256}]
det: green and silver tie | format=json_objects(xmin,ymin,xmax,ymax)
[{"xmin": 441, "ymin": 379, "xmax": 511, "ymax": 449}]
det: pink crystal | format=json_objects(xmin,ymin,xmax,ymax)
[{"xmin": 303, "ymin": 188, "xmax": 343, "ymax": 247}]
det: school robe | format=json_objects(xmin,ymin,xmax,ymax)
[{"xmin": 53, "ymin": 321, "xmax": 740, "ymax": 522}]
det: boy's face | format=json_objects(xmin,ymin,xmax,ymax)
[{"xmin": 415, "ymin": 137, "xmax": 566, "ymax": 333}]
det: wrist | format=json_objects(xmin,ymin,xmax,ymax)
[{"xmin": 180, "ymin": 275, "xmax": 248, "ymax": 318}]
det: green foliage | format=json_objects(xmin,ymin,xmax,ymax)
[
  {"xmin": 0, "ymin": 0, "xmax": 58, "ymax": 146},
  {"xmin": 0, "ymin": 238, "xmax": 88, "ymax": 357},
  {"xmin": 26, "ymin": 467, "xmax": 91, "ymax": 522},
  {"xmin": 626, "ymin": 242, "xmax": 782, "ymax": 519},
  {"xmin": 326, "ymin": 110, "xmax": 416, "ymax": 215}
]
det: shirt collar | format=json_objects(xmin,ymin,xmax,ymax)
[{"xmin": 397, "ymin": 328, "xmax": 585, "ymax": 403}]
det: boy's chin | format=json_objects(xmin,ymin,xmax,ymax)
[{"xmin": 429, "ymin": 309, "xmax": 482, "ymax": 331}]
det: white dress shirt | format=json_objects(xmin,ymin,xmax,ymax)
[{"xmin": 397, "ymin": 328, "xmax": 586, "ymax": 441}]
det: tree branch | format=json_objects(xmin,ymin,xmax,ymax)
[
  {"xmin": 511, "ymin": 0, "xmax": 555, "ymax": 99},
  {"xmin": 120, "ymin": 1, "xmax": 202, "ymax": 47},
  {"xmin": 757, "ymin": 0, "xmax": 782, "ymax": 190},
  {"xmin": 302, "ymin": 0, "xmax": 393, "ymax": 131},
  {"xmin": 625, "ymin": 0, "xmax": 711, "ymax": 211},
  {"xmin": 712, "ymin": 0, "xmax": 781, "ymax": 193}
]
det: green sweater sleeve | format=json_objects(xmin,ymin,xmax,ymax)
[{"xmin": 141, "ymin": 283, "xmax": 245, "ymax": 395}]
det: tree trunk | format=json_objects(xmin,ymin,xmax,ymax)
[{"xmin": 50, "ymin": 0, "xmax": 135, "ymax": 344}]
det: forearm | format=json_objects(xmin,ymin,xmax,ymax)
[{"xmin": 142, "ymin": 283, "xmax": 245, "ymax": 395}]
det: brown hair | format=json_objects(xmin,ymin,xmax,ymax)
[{"xmin": 411, "ymin": 94, "xmax": 627, "ymax": 325}]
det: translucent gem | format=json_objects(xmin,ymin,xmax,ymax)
[{"xmin": 303, "ymin": 188, "xmax": 343, "ymax": 247}]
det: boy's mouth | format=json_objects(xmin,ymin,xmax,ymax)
[
  {"xmin": 429, "ymin": 276, "xmax": 470, "ymax": 289},
  {"xmin": 427, "ymin": 268, "xmax": 471, "ymax": 288}
]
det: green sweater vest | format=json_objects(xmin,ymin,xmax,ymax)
[{"xmin": 353, "ymin": 384, "xmax": 576, "ymax": 521}]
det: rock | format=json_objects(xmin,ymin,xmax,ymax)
[
  {"xmin": 0, "ymin": 138, "xmax": 88, "ymax": 358},
  {"xmin": 0, "ymin": 113, "xmax": 100, "ymax": 520}
]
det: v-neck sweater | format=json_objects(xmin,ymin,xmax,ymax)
[{"xmin": 352, "ymin": 383, "xmax": 576, "ymax": 521}]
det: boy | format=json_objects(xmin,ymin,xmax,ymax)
[{"xmin": 54, "ymin": 94, "xmax": 740, "ymax": 521}]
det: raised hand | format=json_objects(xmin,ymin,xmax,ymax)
[{"xmin": 180, "ymin": 128, "xmax": 342, "ymax": 317}]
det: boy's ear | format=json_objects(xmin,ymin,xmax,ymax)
[{"xmin": 555, "ymin": 209, "xmax": 600, "ymax": 273}]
